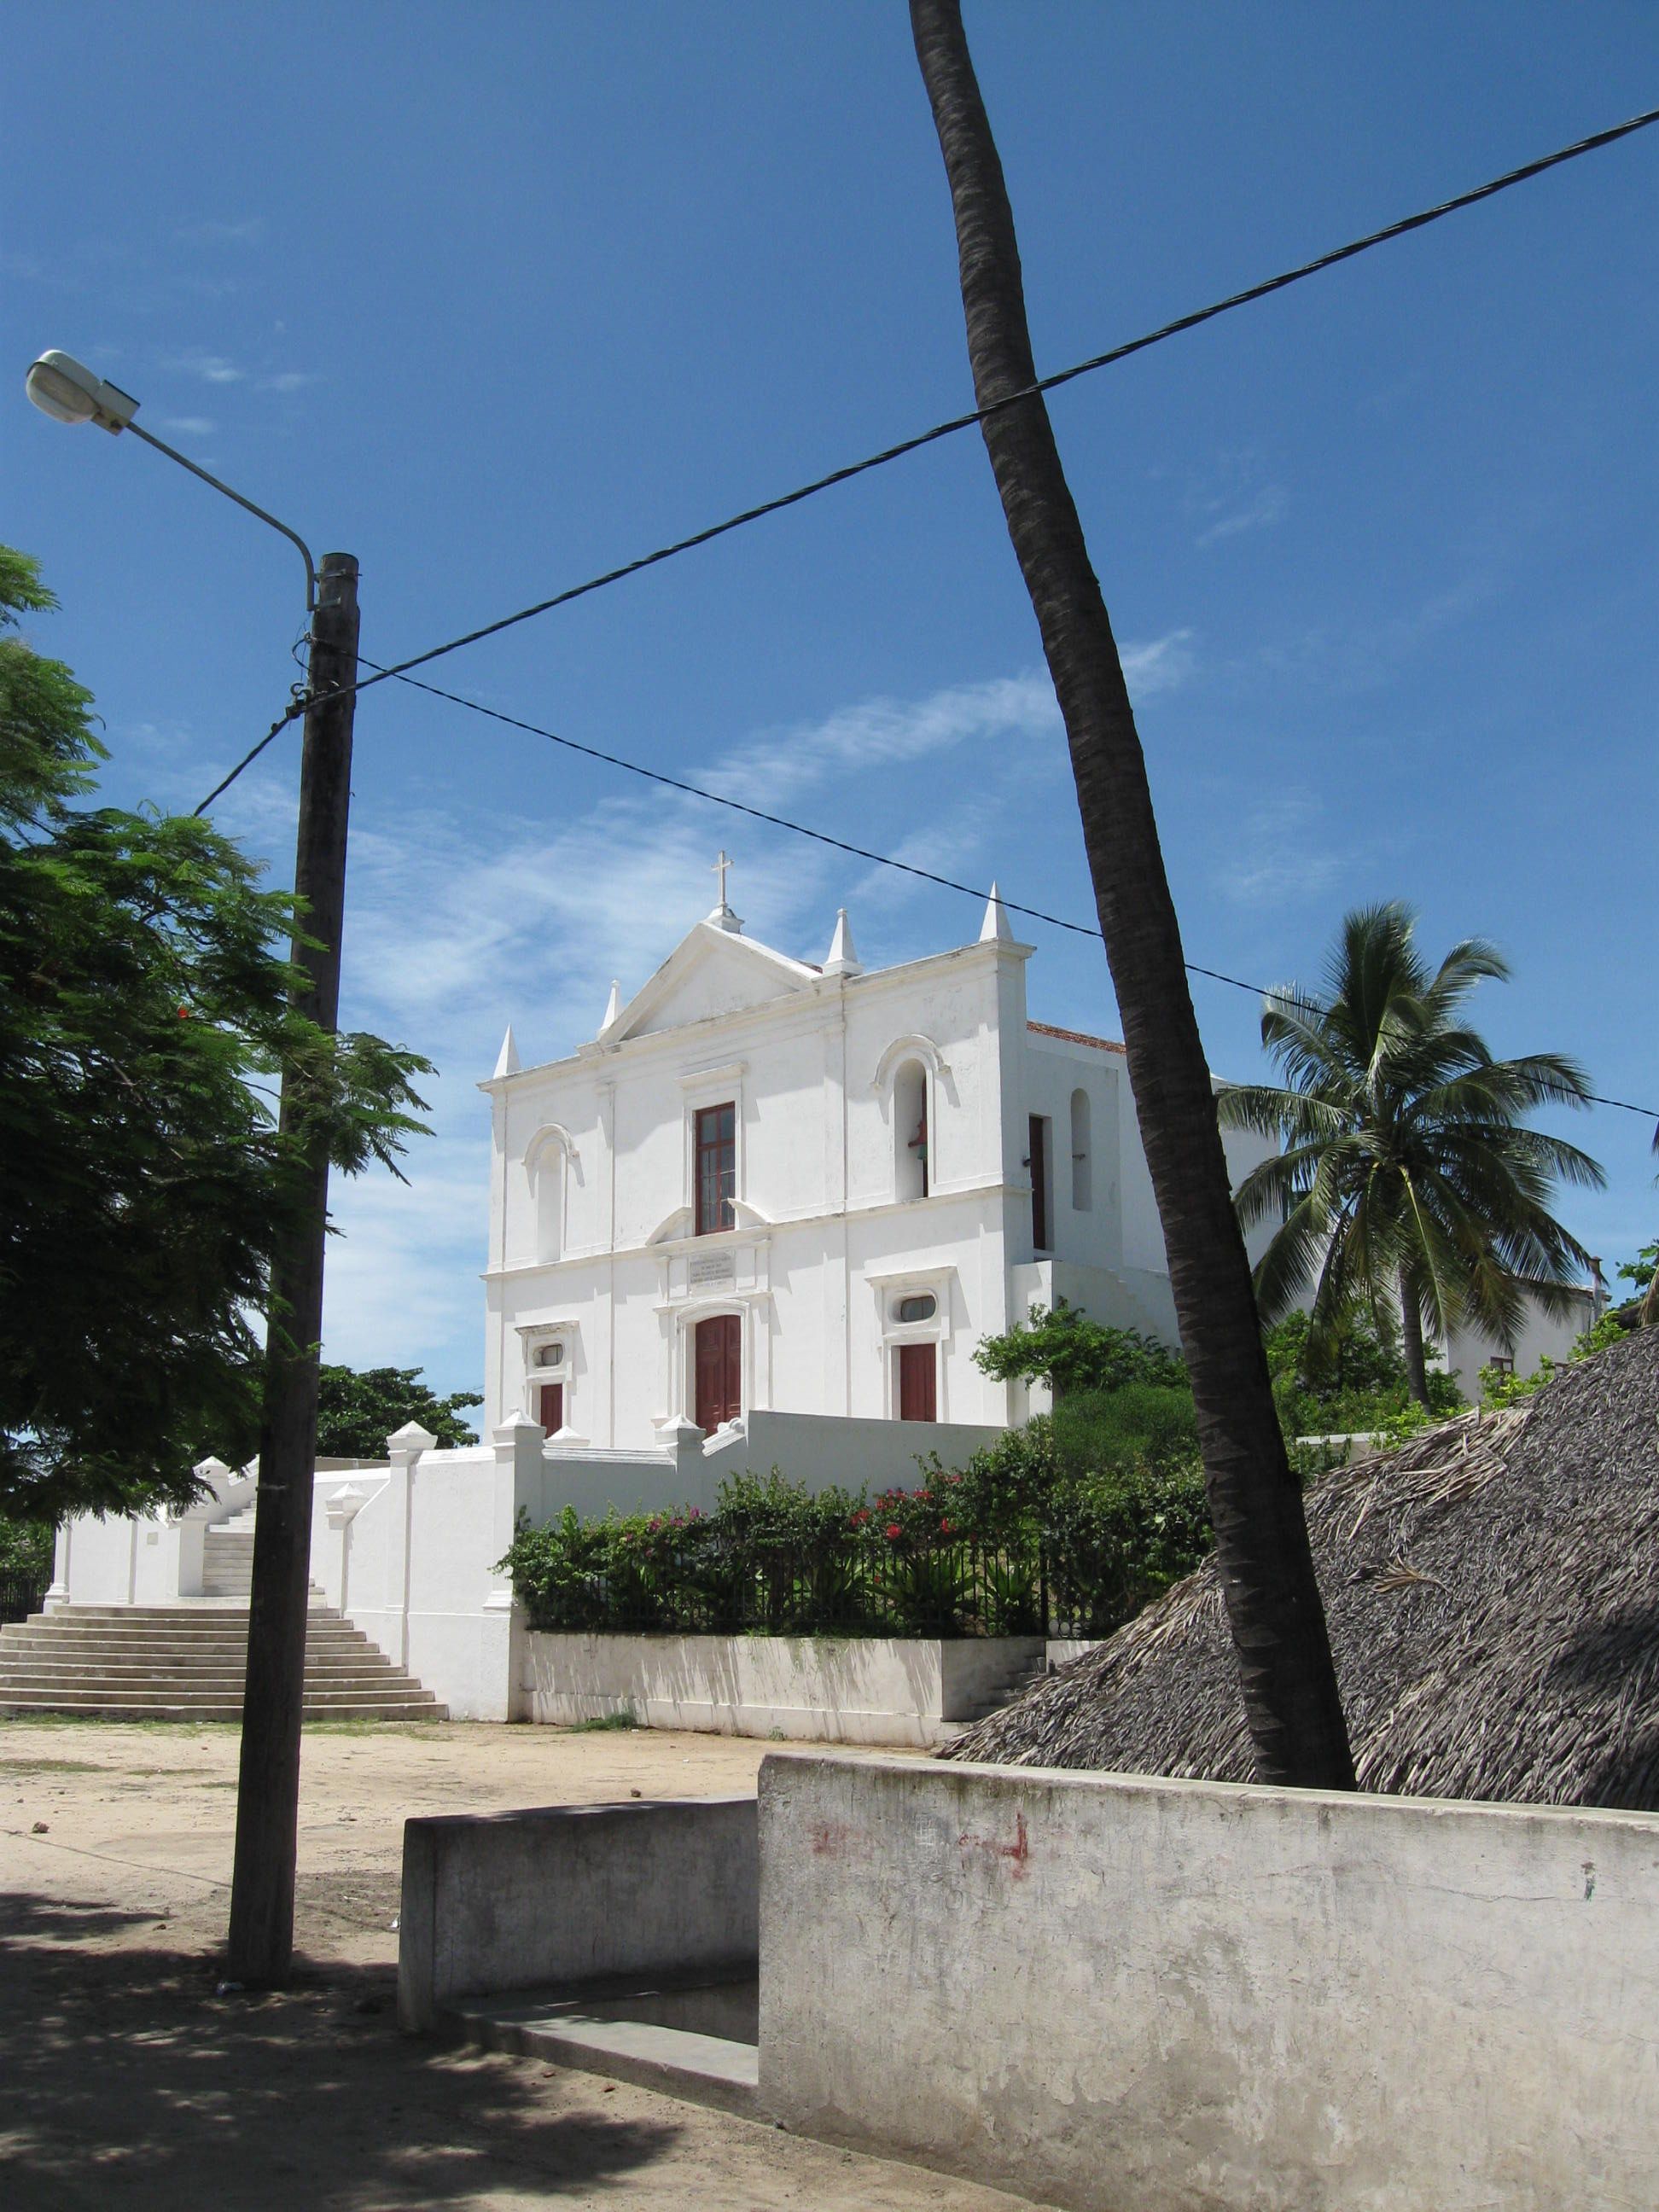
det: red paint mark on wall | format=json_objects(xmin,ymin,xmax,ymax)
[
  {"xmin": 810, "ymin": 1819, "xmax": 862, "ymax": 1858},
  {"xmin": 957, "ymin": 1809, "xmax": 1031, "ymax": 1878}
]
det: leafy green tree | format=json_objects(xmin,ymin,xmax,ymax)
[
  {"xmin": 973, "ymin": 1299, "xmax": 1185, "ymax": 1399},
  {"xmin": 1220, "ymin": 904, "xmax": 1604, "ymax": 1406},
  {"xmin": 0, "ymin": 1514, "xmax": 53, "ymax": 1584},
  {"xmin": 315, "ymin": 1365, "xmax": 482, "ymax": 1456},
  {"xmin": 0, "ymin": 547, "xmax": 430, "ymax": 1522}
]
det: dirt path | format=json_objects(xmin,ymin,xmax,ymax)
[{"xmin": 1, "ymin": 1718, "xmax": 1033, "ymax": 2211}]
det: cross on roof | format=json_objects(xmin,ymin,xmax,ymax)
[{"xmin": 712, "ymin": 849, "xmax": 733, "ymax": 911}]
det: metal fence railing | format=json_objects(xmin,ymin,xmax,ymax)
[
  {"xmin": 517, "ymin": 1533, "xmax": 1051, "ymax": 1641},
  {"xmin": 0, "ymin": 1575, "xmax": 47, "ymax": 1627}
]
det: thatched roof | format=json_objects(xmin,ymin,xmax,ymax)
[{"xmin": 944, "ymin": 1328, "xmax": 1659, "ymax": 1809}]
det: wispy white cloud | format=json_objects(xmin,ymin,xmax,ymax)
[
  {"xmin": 703, "ymin": 670, "xmax": 1061, "ymax": 809},
  {"xmin": 1220, "ymin": 793, "xmax": 1342, "ymax": 907},
  {"xmin": 1196, "ymin": 482, "xmax": 1288, "ymax": 549},
  {"xmin": 165, "ymin": 350, "xmax": 244, "ymax": 384},
  {"xmin": 158, "ymin": 416, "xmax": 216, "ymax": 438},
  {"xmin": 258, "ymin": 370, "xmax": 316, "ymax": 393},
  {"xmin": 1121, "ymin": 627, "xmax": 1197, "ymax": 698}
]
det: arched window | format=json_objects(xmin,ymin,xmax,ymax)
[
  {"xmin": 894, "ymin": 1058, "xmax": 929, "ymax": 1201},
  {"xmin": 1070, "ymin": 1087, "xmax": 1091, "ymax": 1212}
]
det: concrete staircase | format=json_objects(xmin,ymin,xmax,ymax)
[
  {"xmin": 0, "ymin": 1600, "xmax": 445, "ymax": 1721},
  {"xmin": 201, "ymin": 1509, "xmax": 258, "ymax": 1598}
]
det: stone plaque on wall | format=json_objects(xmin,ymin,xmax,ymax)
[{"xmin": 688, "ymin": 1250, "xmax": 737, "ymax": 1289}]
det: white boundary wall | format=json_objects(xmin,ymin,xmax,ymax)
[
  {"xmin": 51, "ymin": 1409, "xmax": 1004, "ymax": 1723},
  {"xmin": 759, "ymin": 1752, "xmax": 1659, "ymax": 2212},
  {"xmin": 521, "ymin": 1633, "xmax": 1043, "ymax": 1746}
]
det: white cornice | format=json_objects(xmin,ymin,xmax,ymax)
[
  {"xmin": 480, "ymin": 1179, "xmax": 1027, "ymax": 1282},
  {"xmin": 477, "ymin": 935, "xmax": 1032, "ymax": 1092}
]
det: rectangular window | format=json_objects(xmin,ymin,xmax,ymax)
[
  {"xmin": 695, "ymin": 1102, "xmax": 736, "ymax": 1235},
  {"xmin": 1029, "ymin": 1114, "xmax": 1051, "ymax": 1253}
]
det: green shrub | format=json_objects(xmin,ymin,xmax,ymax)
[{"xmin": 0, "ymin": 1516, "xmax": 55, "ymax": 1582}]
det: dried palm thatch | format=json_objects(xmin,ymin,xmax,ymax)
[{"xmin": 943, "ymin": 1329, "xmax": 1659, "ymax": 1808}]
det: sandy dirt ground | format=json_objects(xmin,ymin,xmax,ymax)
[{"xmin": 0, "ymin": 1718, "xmax": 1042, "ymax": 2211}]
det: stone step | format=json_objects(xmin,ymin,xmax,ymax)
[
  {"xmin": 24, "ymin": 1604, "xmax": 324, "ymax": 1623},
  {"xmin": 445, "ymin": 1980, "xmax": 760, "ymax": 2120},
  {"xmin": 0, "ymin": 1635, "xmax": 380, "ymax": 1660},
  {"xmin": 0, "ymin": 1691, "xmax": 444, "ymax": 1720},
  {"xmin": 0, "ymin": 1662, "xmax": 405, "ymax": 1688},
  {"xmin": 0, "ymin": 1598, "xmax": 442, "ymax": 1721},
  {"xmin": 4, "ymin": 1627, "xmax": 375, "ymax": 1645}
]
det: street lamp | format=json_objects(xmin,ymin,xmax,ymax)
[
  {"xmin": 26, "ymin": 344, "xmax": 358, "ymax": 1988},
  {"xmin": 26, "ymin": 349, "xmax": 317, "ymax": 608}
]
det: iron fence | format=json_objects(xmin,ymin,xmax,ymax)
[
  {"xmin": 0, "ymin": 1575, "xmax": 46, "ymax": 1627},
  {"xmin": 518, "ymin": 1530, "xmax": 1053, "ymax": 1640}
]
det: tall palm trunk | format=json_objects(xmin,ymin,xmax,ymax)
[
  {"xmin": 1399, "ymin": 1278, "xmax": 1431, "ymax": 1407},
  {"xmin": 910, "ymin": 0, "xmax": 1353, "ymax": 1789}
]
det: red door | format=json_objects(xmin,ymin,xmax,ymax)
[
  {"xmin": 538, "ymin": 1382, "xmax": 564, "ymax": 1435},
  {"xmin": 694, "ymin": 1314, "xmax": 742, "ymax": 1432},
  {"xmin": 897, "ymin": 1342, "xmax": 937, "ymax": 1423}
]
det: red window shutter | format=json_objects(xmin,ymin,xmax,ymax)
[{"xmin": 538, "ymin": 1382, "xmax": 564, "ymax": 1434}]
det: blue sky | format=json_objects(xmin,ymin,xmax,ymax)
[{"xmin": 8, "ymin": 3, "xmax": 1656, "ymax": 1398}]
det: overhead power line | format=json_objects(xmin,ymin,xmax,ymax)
[
  {"xmin": 368, "ymin": 655, "xmax": 1659, "ymax": 1131},
  {"xmin": 193, "ymin": 98, "xmax": 1659, "ymax": 818}
]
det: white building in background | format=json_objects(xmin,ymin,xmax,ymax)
[{"xmin": 481, "ymin": 870, "xmax": 1277, "ymax": 1451}]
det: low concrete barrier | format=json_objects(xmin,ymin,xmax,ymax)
[
  {"xmin": 521, "ymin": 1633, "xmax": 1042, "ymax": 1746},
  {"xmin": 399, "ymin": 1796, "xmax": 757, "ymax": 2032},
  {"xmin": 759, "ymin": 1752, "xmax": 1659, "ymax": 2212}
]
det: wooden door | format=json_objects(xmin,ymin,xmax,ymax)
[
  {"xmin": 694, "ymin": 1314, "xmax": 742, "ymax": 1432},
  {"xmin": 538, "ymin": 1382, "xmax": 564, "ymax": 1435},
  {"xmin": 897, "ymin": 1342, "xmax": 937, "ymax": 1423}
]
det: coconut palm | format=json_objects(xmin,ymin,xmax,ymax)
[
  {"xmin": 910, "ymin": 0, "xmax": 1353, "ymax": 1789},
  {"xmin": 1219, "ymin": 904, "xmax": 1604, "ymax": 1404}
]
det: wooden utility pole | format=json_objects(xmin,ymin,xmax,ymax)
[
  {"xmin": 909, "ymin": 0, "xmax": 1353, "ymax": 1788},
  {"xmin": 228, "ymin": 550, "xmax": 361, "ymax": 1983}
]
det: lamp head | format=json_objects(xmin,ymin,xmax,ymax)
[{"xmin": 26, "ymin": 351, "xmax": 138, "ymax": 434}]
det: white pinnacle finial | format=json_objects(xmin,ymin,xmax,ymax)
[
  {"xmin": 822, "ymin": 906, "xmax": 861, "ymax": 976},
  {"xmin": 600, "ymin": 980, "xmax": 620, "ymax": 1033},
  {"xmin": 492, "ymin": 1024, "xmax": 521, "ymax": 1079},
  {"xmin": 980, "ymin": 881, "xmax": 1013, "ymax": 943}
]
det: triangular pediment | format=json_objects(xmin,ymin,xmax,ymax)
[{"xmin": 604, "ymin": 921, "xmax": 819, "ymax": 1043}]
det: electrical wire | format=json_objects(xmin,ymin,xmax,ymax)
[
  {"xmin": 190, "ymin": 98, "xmax": 1659, "ymax": 809},
  {"xmin": 370, "ymin": 656, "xmax": 1659, "ymax": 1131}
]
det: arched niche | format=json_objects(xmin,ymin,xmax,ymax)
[
  {"xmin": 525, "ymin": 1122, "xmax": 581, "ymax": 1262},
  {"xmin": 1070, "ymin": 1086, "xmax": 1092, "ymax": 1212}
]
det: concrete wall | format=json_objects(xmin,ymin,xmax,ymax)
[
  {"xmin": 758, "ymin": 1753, "xmax": 1659, "ymax": 2212},
  {"xmin": 521, "ymin": 1633, "xmax": 1043, "ymax": 1746},
  {"xmin": 399, "ymin": 1796, "xmax": 758, "ymax": 2032}
]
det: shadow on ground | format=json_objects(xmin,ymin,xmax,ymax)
[{"xmin": 0, "ymin": 1890, "xmax": 684, "ymax": 2209}]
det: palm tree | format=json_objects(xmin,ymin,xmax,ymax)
[
  {"xmin": 910, "ymin": 0, "xmax": 1353, "ymax": 1790},
  {"xmin": 1219, "ymin": 904, "xmax": 1604, "ymax": 1403}
]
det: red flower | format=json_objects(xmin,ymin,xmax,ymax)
[
  {"xmin": 885, "ymin": 1524, "xmax": 902, "ymax": 1542},
  {"xmin": 939, "ymin": 1520, "xmax": 953, "ymax": 1536}
]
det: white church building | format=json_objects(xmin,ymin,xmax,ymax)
[
  {"xmin": 481, "ymin": 870, "xmax": 1275, "ymax": 1452},
  {"xmin": 36, "ymin": 864, "xmax": 1604, "ymax": 1725}
]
